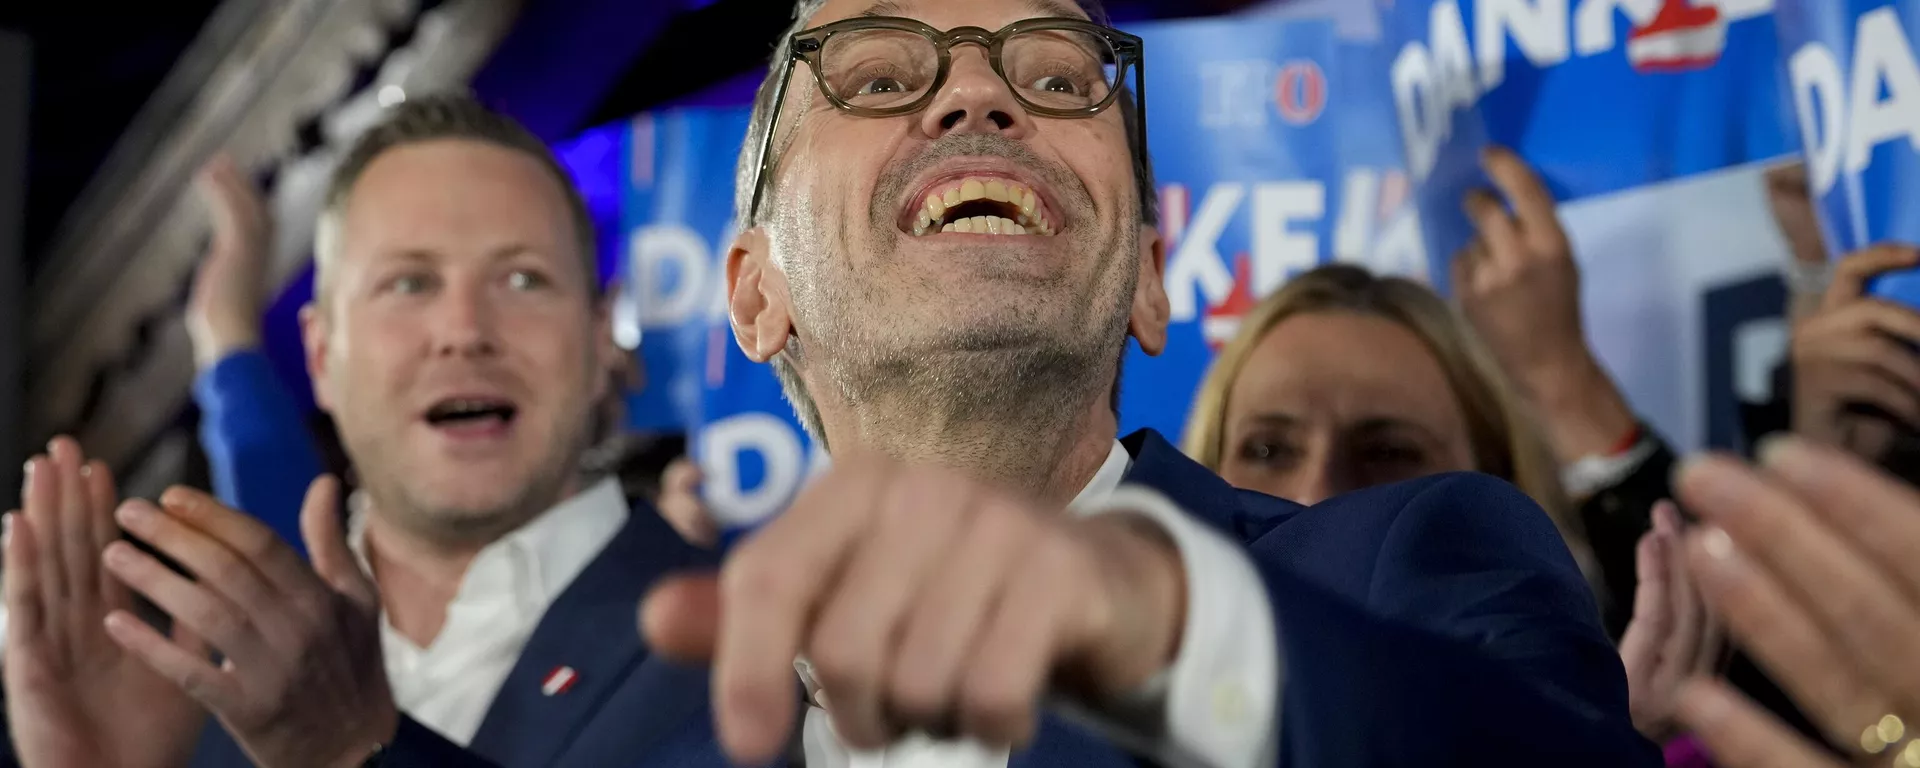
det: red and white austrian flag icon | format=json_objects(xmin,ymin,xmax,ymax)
[
  {"xmin": 542, "ymin": 666, "xmax": 579, "ymax": 697},
  {"xmin": 1627, "ymin": 0, "xmax": 1728, "ymax": 73},
  {"xmin": 1202, "ymin": 254, "xmax": 1257, "ymax": 352}
]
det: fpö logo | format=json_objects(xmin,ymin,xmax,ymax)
[
  {"xmin": 1274, "ymin": 60, "xmax": 1329, "ymax": 125},
  {"xmin": 1200, "ymin": 58, "xmax": 1328, "ymax": 129}
]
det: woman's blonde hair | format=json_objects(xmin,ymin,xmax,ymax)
[{"xmin": 1181, "ymin": 264, "xmax": 1597, "ymax": 582}]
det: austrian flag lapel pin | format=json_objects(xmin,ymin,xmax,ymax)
[{"xmin": 542, "ymin": 666, "xmax": 579, "ymax": 697}]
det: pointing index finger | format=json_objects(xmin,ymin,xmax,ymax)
[{"xmin": 711, "ymin": 460, "xmax": 890, "ymax": 764}]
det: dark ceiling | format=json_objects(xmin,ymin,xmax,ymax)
[
  {"xmin": 4, "ymin": 0, "xmax": 1276, "ymax": 280},
  {"xmin": 2, "ymin": 1, "xmax": 226, "ymax": 275}
]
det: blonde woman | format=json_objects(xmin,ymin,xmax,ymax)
[
  {"xmin": 1184, "ymin": 263, "xmax": 1589, "ymax": 564},
  {"xmin": 1183, "ymin": 263, "xmax": 1720, "ymax": 752}
]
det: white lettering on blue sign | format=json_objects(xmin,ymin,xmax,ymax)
[
  {"xmin": 1478, "ymin": 0, "xmax": 1572, "ymax": 92},
  {"xmin": 627, "ymin": 221, "xmax": 737, "ymax": 331},
  {"xmin": 1250, "ymin": 183, "xmax": 1326, "ymax": 296},
  {"xmin": 631, "ymin": 223, "xmax": 712, "ymax": 329},
  {"xmin": 1164, "ymin": 182, "xmax": 1328, "ymax": 321},
  {"xmin": 1334, "ymin": 168, "xmax": 1380, "ymax": 262},
  {"xmin": 1355, "ymin": 208, "xmax": 1433, "ymax": 281},
  {"xmin": 1394, "ymin": 0, "xmax": 1769, "ymax": 183},
  {"xmin": 1394, "ymin": 1, "xmax": 1478, "ymax": 181},
  {"xmin": 1792, "ymin": 7, "xmax": 1920, "ymax": 199},
  {"xmin": 1201, "ymin": 60, "xmax": 1276, "ymax": 129},
  {"xmin": 1165, "ymin": 183, "xmax": 1245, "ymax": 321},
  {"xmin": 1163, "ymin": 172, "xmax": 1422, "ymax": 321},
  {"xmin": 699, "ymin": 412, "xmax": 807, "ymax": 528}
]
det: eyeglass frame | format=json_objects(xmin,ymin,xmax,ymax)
[{"xmin": 745, "ymin": 15, "xmax": 1148, "ymax": 225}]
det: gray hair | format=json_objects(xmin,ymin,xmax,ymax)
[{"xmin": 734, "ymin": 0, "xmax": 1156, "ymax": 443}]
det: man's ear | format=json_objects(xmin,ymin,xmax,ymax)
[
  {"xmin": 1128, "ymin": 225, "xmax": 1171, "ymax": 356},
  {"xmin": 726, "ymin": 227, "xmax": 794, "ymax": 363},
  {"xmin": 299, "ymin": 302, "xmax": 337, "ymax": 412},
  {"xmin": 591, "ymin": 292, "xmax": 620, "ymax": 403}
]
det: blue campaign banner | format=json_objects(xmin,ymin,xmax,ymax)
[
  {"xmin": 1384, "ymin": 0, "xmax": 1796, "ymax": 287},
  {"xmin": 1119, "ymin": 16, "xmax": 1422, "ymax": 441},
  {"xmin": 617, "ymin": 108, "xmax": 751, "ymax": 435},
  {"xmin": 697, "ymin": 331, "xmax": 829, "ymax": 527},
  {"xmin": 617, "ymin": 107, "xmax": 827, "ymax": 526},
  {"xmin": 1774, "ymin": 0, "xmax": 1920, "ymax": 302}
]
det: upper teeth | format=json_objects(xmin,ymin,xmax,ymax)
[{"xmin": 912, "ymin": 177, "xmax": 1056, "ymax": 237}]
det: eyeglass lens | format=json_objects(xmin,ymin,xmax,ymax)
[{"xmin": 816, "ymin": 27, "xmax": 1122, "ymax": 112}]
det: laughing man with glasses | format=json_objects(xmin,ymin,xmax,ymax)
[
  {"xmin": 37, "ymin": 2, "xmax": 1659, "ymax": 767},
  {"xmin": 623, "ymin": 0, "xmax": 1665, "ymax": 767}
]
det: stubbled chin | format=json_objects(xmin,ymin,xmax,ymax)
[
  {"xmin": 408, "ymin": 454, "xmax": 532, "ymax": 507},
  {"xmin": 411, "ymin": 481, "xmax": 528, "ymax": 525}
]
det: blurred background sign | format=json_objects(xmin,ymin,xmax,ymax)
[
  {"xmin": 1383, "ymin": 0, "xmax": 1796, "ymax": 292},
  {"xmin": 1774, "ymin": 0, "xmax": 1920, "ymax": 304}
]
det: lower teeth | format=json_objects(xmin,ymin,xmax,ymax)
[{"xmin": 932, "ymin": 216, "xmax": 1038, "ymax": 235}]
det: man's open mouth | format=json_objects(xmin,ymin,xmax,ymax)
[
  {"xmin": 910, "ymin": 176, "xmax": 1058, "ymax": 237},
  {"xmin": 424, "ymin": 397, "xmax": 519, "ymax": 429}
]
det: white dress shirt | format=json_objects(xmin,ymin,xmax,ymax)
[
  {"xmin": 799, "ymin": 441, "xmax": 1282, "ymax": 768},
  {"xmin": 348, "ymin": 477, "xmax": 628, "ymax": 746}
]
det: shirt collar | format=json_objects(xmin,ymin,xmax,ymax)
[
  {"xmin": 1068, "ymin": 440, "xmax": 1133, "ymax": 514},
  {"xmin": 495, "ymin": 477, "xmax": 629, "ymax": 604},
  {"xmin": 348, "ymin": 477, "xmax": 629, "ymax": 613}
]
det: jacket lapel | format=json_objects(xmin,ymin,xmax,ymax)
[
  {"xmin": 466, "ymin": 504, "xmax": 719, "ymax": 766},
  {"xmin": 1120, "ymin": 429, "xmax": 1301, "ymax": 542},
  {"xmin": 188, "ymin": 721, "xmax": 252, "ymax": 768}
]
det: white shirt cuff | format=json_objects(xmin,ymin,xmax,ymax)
[{"xmin": 1081, "ymin": 485, "xmax": 1281, "ymax": 768}]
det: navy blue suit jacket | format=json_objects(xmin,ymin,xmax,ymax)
[
  {"xmin": 191, "ymin": 429, "xmax": 1657, "ymax": 766},
  {"xmin": 187, "ymin": 500, "xmax": 733, "ymax": 767}
]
